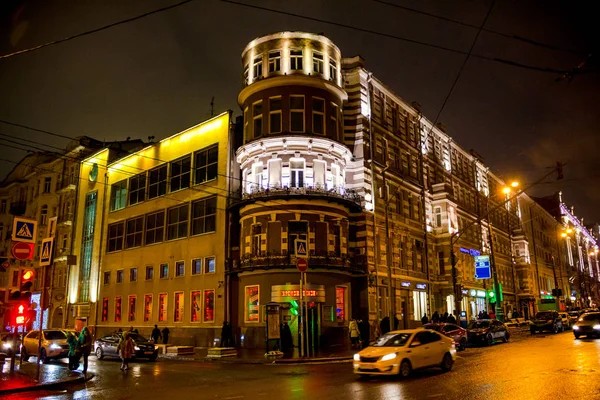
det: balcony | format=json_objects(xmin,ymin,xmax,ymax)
[
  {"xmin": 57, "ymin": 174, "xmax": 78, "ymax": 192},
  {"xmin": 236, "ymin": 251, "xmax": 367, "ymax": 274},
  {"xmin": 229, "ymin": 186, "xmax": 362, "ymax": 212},
  {"xmin": 58, "ymin": 212, "xmax": 74, "ymax": 225},
  {"xmin": 9, "ymin": 201, "xmax": 27, "ymax": 216}
]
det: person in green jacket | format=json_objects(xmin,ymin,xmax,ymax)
[
  {"xmin": 66, "ymin": 332, "xmax": 79, "ymax": 371},
  {"xmin": 78, "ymin": 327, "xmax": 93, "ymax": 374}
]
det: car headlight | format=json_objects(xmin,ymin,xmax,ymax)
[
  {"xmin": 573, "ymin": 325, "xmax": 579, "ymax": 330},
  {"xmin": 49, "ymin": 344, "xmax": 62, "ymax": 350},
  {"xmin": 2, "ymin": 343, "xmax": 11, "ymax": 349},
  {"xmin": 593, "ymin": 325, "xmax": 600, "ymax": 330},
  {"xmin": 380, "ymin": 353, "xmax": 397, "ymax": 362},
  {"xmin": 353, "ymin": 354, "xmax": 360, "ymax": 361},
  {"xmin": 134, "ymin": 346, "xmax": 140, "ymax": 351}
]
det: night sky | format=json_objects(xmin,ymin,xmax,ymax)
[{"xmin": 0, "ymin": 1, "xmax": 598, "ymax": 222}]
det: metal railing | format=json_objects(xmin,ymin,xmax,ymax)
[
  {"xmin": 236, "ymin": 251, "xmax": 367, "ymax": 273},
  {"xmin": 229, "ymin": 185, "xmax": 362, "ymax": 207}
]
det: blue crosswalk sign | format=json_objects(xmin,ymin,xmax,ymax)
[
  {"xmin": 295, "ymin": 240, "xmax": 307, "ymax": 257},
  {"xmin": 40, "ymin": 238, "xmax": 54, "ymax": 267},
  {"xmin": 12, "ymin": 217, "xmax": 37, "ymax": 244},
  {"xmin": 474, "ymin": 255, "xmax": 491, "ymax": 279}
]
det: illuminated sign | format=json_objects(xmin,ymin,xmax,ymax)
[
  {"xmin": 415, "ymin": 283, "xmax": 427, "ymax": 290},
  {"xmin": 280, "ymin": 290, "xmax": 318, "ymax": 297},
  {"xmin": 16, "ymin": 304, "xmax": 25, "ymax": 325},
  {"xmin": 460, "ymin": 248, "xmax": 481, "ymax": 256},
  {"xmin": 476, "ymin": 290, "xmax": 486, "ymax": 298},
  {"xmin": 470, "ymin": 290, "xmax": 477, "ymax": 297},
  {"xmin": 400, "ymin": 282, "xmax": 411, "ymax": 288},
  {"xmin": 462, "ymin": 289, "xmax": 469, "ymax": 295}
]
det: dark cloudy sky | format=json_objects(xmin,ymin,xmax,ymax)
[{"xmin": 0, "ymin": 1, "xmax": 598, "ymax": 221}]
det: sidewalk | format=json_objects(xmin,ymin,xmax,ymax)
[
  {"xmin": 0, "ymin": 360, "xmax": 93, "ymax": 395},
  {"xmin": 159, "ymin": 346, "xmax": 357, "ymax": 364}
]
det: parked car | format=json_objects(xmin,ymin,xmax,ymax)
[
  {"xmin": 1, "ymin": 333, "xmax": 22, "ymax": 356},
  {"xmin": 558, "ymin": 312, "xmax": 572, "ymax": 330},
  {"xmin": 466, "ymin": 320, "xmax": 510, "ymax": 346},
  {"xmin": 353, "ymin": 329, "xmax": 456, "ymax": 378},
  {"xmin": 94, "ymin": 332, "xmax": 158, "ymax": 361},
  {"xmin": 567, "ymin": 311, "xmax": 581, "ymax": 325},
  {"xmin": 573, "ymin": 312, "xmax": 600, "ymax": 339},
  {"xmin": 423, "ymin": 323, "xmax": 468, "ymax": 350},
  {"xmin": 21, "ymin": 329, "xmax": 79, "ymax": 363},
  {"xmin": 530, "ymin": 311, "xmax": 563, "ymax": 334},
  {"xmin": 504, "ymin": 318, "xmax": 530, "ymax": 329}
]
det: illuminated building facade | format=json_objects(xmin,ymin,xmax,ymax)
[{"xmin": 68, "ymin": 112, "xmax": 234, "ymax": 344}]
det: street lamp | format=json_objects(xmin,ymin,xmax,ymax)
[{"xmin": 500, "ymin": 182, "xmax": 520, "ymax": 319}]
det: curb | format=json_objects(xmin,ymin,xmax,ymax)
[
  {"xmin": 158, "ymin": 354, "xmax": 354, "ymax": 365},
  {"xmin": 0, "ymin": 372, "xmax": 94, "ymax": 395},
  {"xmin": 274, "ymin": 356, "xmax": 353, "ymax": 364}
]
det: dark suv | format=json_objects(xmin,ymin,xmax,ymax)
[{"xmin": 530, "ymin": 311, "xmax": 563, "ymax": 334}]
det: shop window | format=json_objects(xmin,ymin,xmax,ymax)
[
  {"xmin": 194, "ymin": 145, "xmax": 218, "ymax": 185},
  {"xmin": 192, "ymin": 259, "xmax": 202, "ymax": 275},
  {"xmin": 204, "ymin": 290, "xmax": 215, "ymax": 322},
  {"xmin": 269, "ymin": 97, "xmax": 282, "ymax": 133},
  {"xmin": 145, "ymin": 211, "xmax": 165, "ymax": 245},
  {"xmin": 144, "ymin": 295, "xmax": 152, "ymax": 322},
  {"xmin": 336, "ymin": 287, "xmax": 346, "ymax": 322},
  {"xmin": 128, "ymin": 296, "xmax": 136, "ymax": 321},
  {"xmin": 312, "ymin": 98, "xmax": 325, "ymax": 134},
  {"xmin": 290, "ymin": 159, "xmax": 305, "ymax": 188},
  {"xmin": 412, "ymin": 291, "xmax": 427, "ymax": 321},
  {"xmin": 158, "ymin": 293, "xmax": 167, "ymax": 322},
  {"xmin": 125, "ymin": 216, "xmax": 144, "ymax": 249},
  {"xmin": 167, "ymin": 204, "xmax": 189, "ymax": 240},
  {"xmin": 290, "ymin": 49, "xmax": 303, "ymax": 71},
  {"xmin": 191, "ymin": 291, "xmax": 202, "ymax": 322},
  {"xmin": 290, "ymin": 96, "xmax": 304, "ymax": 132},
  {"xmin": 312, "ymin": 51, "xmax": 323, "ymax": 74},
  {"xmin": 204, "ymin": 256, "xmax": 215, "ymax": 274},
  {"xmin": 148, "ymin": 164, "xmax": 167, "ymax": 199},
  {"xmin": 170, "ymin": 155, "xmax": 191, "ymax": 192},
  {"xmin": 128, "ymin": 173, "xmax": 146, "ymax": 206},
  {"xmin": 245, "ymin": 285, "xmax": 260, "ymax": 322},
  {"xmin": 115, "ymin": 297, "xmax": 122, "ymax": 322},
  {"xmin": 174, "ymin": 292, "xmax": 184, "ymax": 322},
  {"xmin": 268, "ymin": 51, "xmax": 281, "ymax": 73},
  {"xmin": 191, "ymin": 196, "xmax": 217, "ymax": 235},
  {"xmin": 253, "ymin": 101, "xmax": 263, "ymax": 139},
  {"xmin": 101, "ymin": 298, "xmax": 109, "ymax": 322},
  {"xmin": 175, "ymin": 261, "xmax": 185, "ymax": 277},
  {"xmin": 253, "ymin": 55, "xmax": 263, "ymax": 79}
]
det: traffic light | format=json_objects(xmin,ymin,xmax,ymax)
[
  {"xmin": 290, "ymin": 300, "xmax": 299, "ymax": 316},
  {"xmin": 15, "ymin": 303, "xmax": 26, "ymax": 325},
  {"xmin": 10, "ymin": 269, "xmax": 34, "ymax": 300}
]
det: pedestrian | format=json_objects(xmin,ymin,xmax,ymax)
[
  {"xmin": 358, "ymin": 318, "xmax": 370, "ymax": 349},
  {"xmin": 78, "ymin": 326, "xmax": 93, "ymax": 374},
  {"xmin": 489, "ymin": 309, "xmax": 496, "ymax": 320},
  {"xmin": 448, "ymin": 313, "xmax": 457, "ymax": 324},
  {"xmin": 507, "ymin": 309, "xmax": 513, "ymax": 319},
  {"xmin": 349, "ymin": 317, "xmax": 360, "ymax": 349},
  {"xmin": 432, "ymin": 311, "xmax": 440, "ymax": 323},
  {"xmin": 161, "ymin": 327, "xmax": 170, "ymax": 344},
  {"xmin": 117, "ymin": 328, "xmax": 123, "ymax": 333},
  {"xmin": 281, "ymin": 322, "xmax": 293, "ymax": 352},
  {"xmin": 117, "ymin": 332, "xmax": 135, "ymax": 371},
  {"xmin": 67, "ymin": 332, "xmax": 79, "ymax": 371},
  {"xmin": 421, "ymin": 314, "xmax": 429, "ymax": 325},
  {"xmin": 380, "ymin": 316, "xmax": 390, "ymax": 335},
  {"xmin": 151, "ymin": 325, "xmax": 162, "ymax": 343},
  {"xmin": 221, "ymin": 321, "xmax": 231, "ymax": 347},
  {"xmin": 441, "ymin": 312, "xmax": 448, "ymax": 323},
  {"xmin": 483, "ymin": 310, "xmax": 490, "ymax": 319}
]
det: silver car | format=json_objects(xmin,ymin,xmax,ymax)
[
  {"xmin": 573, "ymin": 312, "xmax": 600, "ymax": 339},
  {"xmin": 21, "ymin": 329, "xmax": 79, "ymax": 363}
]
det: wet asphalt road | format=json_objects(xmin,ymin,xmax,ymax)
[{"xmin": 4, "ymin": 330, "xmax": 600, "ymax": 400}]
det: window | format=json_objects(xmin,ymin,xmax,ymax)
[
  {"xmin": 312, "ymin": 51, "xmax": 323, "ymax": 74},
  {"xmin": 0, "ymin": 199, "xmax": 6, "ymax": 213},
  {"xmin": 145, "ymin": 211, "xmax": 164, "ymax": 245},
  {"xmin": 158, "ymin": 293, "xmax": 167, "ymax": 322},
  {"xmin": 253, "ymin": 55, "xmax": 263, "ymax": 79},
  {"xmin": 312, "ymin": 98, "xmax": 325, "ymax": 134},
  {"xmin": 130, "ymin": 268, "xmax": 137, "ymax": 282},
  {"xmin": 160, "ymin": 263, "xmax": 169, "ymax": 279},
  {"xmin": 329, "ymin": 60, "xmax": 337, "ymax": 82},
  {"xmin": 191, "ymin": 197, "xmax": 217, "ymax": 236},
  {"xmin": 252, "ymin": 163, "xmax": 263, "ymax": 191},
  {"xmin": 125, "ymin": 216, "xmax": 143, "ymax": 249},
  {"xmin": 61, "ymin": 233, "xmax": 68, "ymax": 250},
  {"xmin": 290, "ymin": 49, "xmax": 303, "ymax": 70},
  {"xmin": 268, "ymin": 51, "xmax": 281, "ymax": 73},
  {"xmin": 167, "ymin": 204, "xmax": 189, "ymax": 240},
  {"xmin": 128, "ymin": 173, "xmax": 146, "ymax": 206},
  {"xmin": 101, "ymin": 298, "xmax": 109, "ymax": 322},
  {"xmin": 290, "ymin": 159, "xmax": 305, "ymax": 188},
  {"xmin": 43, "ymin": 177, "xmax": 51, "ymax": 193},
  {"xmin": 290, "ymin": 96, "xmax": 304, "ymax": 132},
  {"xmin": 107, "ymin": 222, "xmax": 125, "ymax": 252},
  {"xmin": 103, "ymin": 271, "xmax": 110, "ymax": 285},
  {"xmin": 146, "ymin": 265, "xmax": 154, "ymax": 280},
  {"xmin": 412, "ymin": 291, "xmax": 427, "ymax": 321},
  {"xmin": 243, "ymin": 64, "xmax": 249, "ymax": 85},
  {"xmin": 115, "ymin": 297, "xmax": 122, "ymax": 322},
  {"xmin": 40, "ymin": 205, "xmax": 48, "ymax": 226},
  {"xmin": 203, "ymin": 290, "xmax": 215, "ymax": 322},
  {"xmin": 170, "ymin": 156, "xmax": 191, "ymax": 192},
  {"xmin": 434, "ymin": 207, "xmax": 442, "ymax": 228},
  {"xmin": 191, "ymin": 290, "xmax": 202, "ymax": 322},
  {"xmin": 174, "ymin": 292, "xmax": 184, "ymax": 322},
  {"xmin": 148, "ymin": 165, "xmax": 167, "ymax": 199},
  {"xmin": 253, "ymin": 101, "xmax": 263, "ymax": 139},
  {"xmin": 128, "ymin": 295, "xmax": 136, "ymax": 322},
  {"xmin": 144, "ymin": 295, "xmax": 152, "ymax": 322},
  {"xmin": 116, "ymin": 270, "xmax": 124, "ymax": 283},
  {"xmin": 269, "ymin": 97, "xmax": 282, "ymax": 133},
  {"xmin": 192, "ymin": 259, "xmax": 202, "ymax": 275},
  {"xmin": 175, "ymin": 261, "xmax": 185, "ymax": 277},
  {"xmin": 194, "ymin": 145, "xmax": 218, "ymax": 185},
  {"xmin": 245, "ymin": 285, "xmax": 260, "ymax": 322},
  {"xmin": 251, "ymin": 224, "xmax": 262, "ymax": 255},
  {"xmin": 204, "ymin": 256, "xmax": 215, "ymax": 274},
  {"xmin": 336, "ymin": 287, "xmax": 346, "ymax": 322},
  {"xmin": 110, "ymin": 180, "xmax": 128, "ymax": 211}
]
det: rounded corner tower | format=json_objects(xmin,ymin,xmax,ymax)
[{"xmin": 230, "ymin": 31, "xmax": 366, "ymax": 350}]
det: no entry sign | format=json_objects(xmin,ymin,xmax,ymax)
[
  {"xmin": 12, "ymin": 242, "xmax": 34, "ymax": 260},
  {"xmin": 296, "ymin": 258, "xmax": 308, "ymax": 273}
]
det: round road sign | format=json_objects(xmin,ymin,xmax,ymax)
[
  {"xmin": 296, "ymin": 258, "xmax": 308, "ymax": 273},
  {"xmin": 12, "ymin": 242, "xmax": 34, "ymax": 260}
]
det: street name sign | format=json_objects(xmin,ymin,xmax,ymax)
[
  {"xmin": 12, "ymin": 217, "xmax": 37, "ymax": 243},
  {"xmin": 474, "ymin": 255, "xmax": 491, "ymax": 279}
]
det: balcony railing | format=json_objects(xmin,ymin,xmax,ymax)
[
  {"xmin": 229, "ymin": 185, "xmax": 362, "ymax": 209},
  {"xmin": 236, "ymin": 251, "xmax": 367, "ymax": 274}
]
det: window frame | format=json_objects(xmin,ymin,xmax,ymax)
[
  {"xmin": 269, "ymin": 97, "xmax": 282, "ymax": 134},
  {"xmin": 175, "ymin": 260, "xmax": 185, "ymax": 277},
  {"xmin": 158, "ymin": 292, "xmax": 168, "ymax": 322},
  {"xmin": 253, "ymin": 55, "xmax": 263, "ymax": 80},
  {"xmin": 204, "ymin": 256, "xmax": 216, "ymax": 274},
  {"xmin": 148, "ymin": 164, "xmax": 168, "ymax": 199},
  {"xmin": 144, "ymin": 210, "xmax": 165, "ymax": 246},
  {"xmin": 290, "ymin": 49, "xmax": 303, "ymax": 71},
  {"xmin": 312, "ymin": 51, "xmax": 324, "ymax": 74},
  {"xmin": 115, "ymin": 296, "xmax": 122, "ymax": 322},
  {"xmin": 329, "ymin": 60, "xmax": 337, "ymax": 83},
  {"xmin": 174, "ymin": 291, "xmax": 185, "ymax": 323},
  {"xmin": 169, "ymin": 155, "xmax": 191, "ymax": 193},
  {"xmin": 129, "ymin": 267, "xmax": 138, "ymax": 282},
  {"xmin": 128, "ymin": 173, "xmax": 146, "ymax": 206},
  {"xmin": 191, "ymin": 196, "xmax": 217, "ymax": 236},
  {"xmin": 145, "ymin": 265, "xmax": 154, "ymax": 280},
  {"xmin": 252, "ymin": 100, "xmax": 263, "ymax": 139},
  {"xmin": 203, "ymin": 289, "xmax": 215, "ymax": 323},
  {"xmin": 191, "ymin": 290, "xmax": 202, "ymax": 323},
  {"xmin": 312, "ymin": 97, "xmax": 325, "ymax": 135},
  {"xmin": 191, "ymin": 258, "xmax": 202, "ymax": 275},
  {"xmin": 128, "ymin": 295, "xmax": 136, "ymax": 322},
  {"xmin": 290, "ymin": 158, "xmax": 305, "ymax": 188},
  {"xmin": 159, "ymin": 263, "xmax": 169, "ymax": 279},
  {"xmin": 103, "ymin": 271, "xmax": 111, "ymax": 285},
  {"xmin": 116, "ymin": 269, "xmax": 124, "ymax": 284},
  {"xmin": 124, "ymin": 216, "xmax": 144, "ymax": 249},
  {"xmin": 290, "ymin": 95, "xmax": 305, "ymax": 133},
  {"xmin": 143, "ymin": 294, "xmax": 153, "ymax": 322},
  {"xmin": 268, "ymin": 50, "xmax": 281, "ymax": 73},
  {"xmin": 166, "ymin": 204, "xmax": 189, "ymax": 241},
  {"xmin": 193, "ymin": 144, "xmax": 218, "ymax": 185}
]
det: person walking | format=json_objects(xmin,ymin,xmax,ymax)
[
  {"xmin": 221, "ymin": 321, "xmax": 230, "ymax": 347},
  {"xmin": 67, "ymin": 332, "xmax": 79, "ymax": 371},
  {"xmin": 349, "ymin": 318, "xmax": 360, "ymax": 349},
  {"xmin": 448, "ymin": 313, "xmax": 457, "ymax": 325},
  {"xmin": 117, "ymin": 332, "xmax": 135, "ymax": 371},
  {"xmin": 358, "ymin": 318, "xmax": 370, "ymax": 349},
  {"xmin": 441, "ymin": 312, "xmax": 449, "ymax": 323},
  {"xmin": 421, "ymin": 314, "xmax": 429, "ymax": 325},
  {"xmin": 380, "ymin": 316, "xmax": 390, "ymax": 335},
  {"xmin": 432, "ymin": 311, "xmax": 440, "ymax": 323},
  {"xmin": 489, "ymin": 309, "xmax": 496, "ymax": 320},
  {"xmin": 161, "ymin": 327, "xmax": 170, "ymax": 344},
  {"xmin": 78, "ymin": 327, "xmax": 93, "ymax": 374},
  {"xmin": 151, "ymin": 325, "xmax": 162, "ymax": 343}
]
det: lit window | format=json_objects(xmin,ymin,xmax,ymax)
[
  {"xmin": 175, "ymin": 261, "xmax": 184, "ymax": 277},
  {"xmin": 148, "ymin": 165, "xmax": 167, "ymax": 199},
  {"xmin": 253, "ymin": 55, "xmax": 263, "ymax": 79},
  {"xmin": 269, "ymin": 97, "xmax": 282, "ymax": 133},
  {"xmin": 128, "ymin": 295, "xmax": 136, "ymax": 322},
  {"xmin": 115, "ymin": 297, "xmax": 122, "ymax": 322},
  {"xmin": 290, "ymin": 159, "xmax": 305, "ymax": 188},
  {"xmin": 158, "ymin": 293, "xmax": 167, "ymax": 322},
  {"xmin": 194, "ymin": 145, "xmax": 218, "ymax": 185},
  {"xmin": 253, "ymin": 101, "xmax": 263, "ymax": 139},
  {"xmin": 191, "ymin": 291, "xmax": 202, "ymax": 322},
  {"xmin": 160, "ymin": 263, "xmax": 169, "ymax": 279},
  {"xmin": 101, "ymin": 298, "xmax": 109, "ymax": 322},
  {"xmin": 125, "ymin": 216, "xmax": 143, "ymax": 249},
  {"xmin": 336, "ymin": 287, "xmax": 346, "ymax": 322},
  {"xmin": 313, "ymin": 160, "xmax": 326, "ymax": 188},
  {"xmin": 245, "ymin": 285, "xmax": 260, "ymax": 322},
  {"xmin": 107, "ymin": 222, "xmax": 124, "ymax": 252},
  {"xmin": 144, "ymin": 211, "xmax": 164, "ymax": 245},
  {"xmin": 312, "ymin": 98, "xmax": 325, "ymax": 135},
  {"xmin": 290, "ymin": 49, "xmax": 303, "ymax": 71},
  {"xmin": 174, "ymin": 292, "xmax": 184, "ymax": 322},
  {"xmin": 268, "ymin": 51, "xmax": 281, "ymax": 73},
  {"xmin": 144, "ymin": 295, "xmax": 152, "ymax": 322},
  {"xmin": 167, "ymin": 204, "xmax": 189, "ymax": 240},
  {"xmin": 129, "ymin": 268, "xmax": 137, "ymax": 282},
  {"xmin": 191, "ymin": 197, "xmax": 217, "ymax": 236},
  {"xmin": 252, "ymin": 163, "xmax": 263, "ymax": 192},
  {"xmin": 312, "ymin": 51, "xmax": 323, "ymax": 74},
  {"xmin": 204, "ymin": 256, "xmax": 215, "ymax": 274},
  {"xmin": 128, "ymin": 173, "xmax": 146, "ymax": 206},
  {"xmin": 290, "ymin": 96, "xmax": 304, "ymax": 132},
  {"xmin": 170, "ymin": 156, "xmax": 191, "ymax": 192},
  {"xmin": 329, "ymin": 60, "xmax": 337, "ymax": 82},
  {"xmin": 203, "ymin": 290, "xmax": 215, "ymax": 322},
  {"xmin": 192, "ymin": 259, "xmax": 202, "ymax": 275}
]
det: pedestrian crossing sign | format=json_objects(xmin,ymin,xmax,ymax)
[
  {"xmin": 295, "ymin": 239, "xmax": 307, "ymax": 257},
  {"xmin": 12, "ymin": 217, "xmax": 37, "ymax": 244},
  {"xmin": 40, "ymin": 237, "xmax": 54, "ymax": 267}
]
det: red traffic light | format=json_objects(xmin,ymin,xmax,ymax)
[{"xmin": 15, "ymin": 303, "xmax": 27, "ymax": 325}]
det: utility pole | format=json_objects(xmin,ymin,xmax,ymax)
[{"xmin": 210, "ymin": 97, "xmax": 215, "ymax": 117}]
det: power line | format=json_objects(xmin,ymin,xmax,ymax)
[
  {"xmin": 220, "ymin": 0, "xmax": 587, "ymax": 75},
  {"xmin": 372, "ymin": 0, "xmax": 585, "ymax": 56},
  {"xmin": 0, "ymin": 0, "xmax": 197, "ymax": 60}
]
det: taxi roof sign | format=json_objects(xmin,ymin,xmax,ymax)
[{"xmin": 12, "ymin": 217, "xmax": 37, "ymax": 243}]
